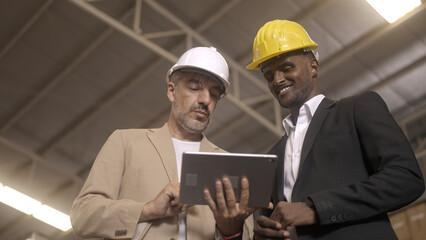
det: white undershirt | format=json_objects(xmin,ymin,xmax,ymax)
[
  {"xmin": 132, "ymin": 138, "xmax": 200, "ymax": 240},
  {"xmin": 172, "ymin": 138, "xmax": 201, "ymax": 240},
  {"xmin": 282, "ymin": 94, "xmax": 324, "ymax": 202}
]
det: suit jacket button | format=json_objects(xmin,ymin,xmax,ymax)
[
  {"xmin": 115, "ymin": 229, "xmax": 127, "ymax": 236},
  {"xmin": 338, "ymin": 214, "xmax": 343, "ymax": 220},
  {"xmin": 331, "ymin": 216, "xmax": 337, "ymax": 222}
]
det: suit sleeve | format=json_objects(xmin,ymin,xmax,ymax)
[
  {"xmin": 70, "ymin": 130, "xmax": 145, "ymax": 239},
  {"xmin": 310, "ymin": 91, "xmax": 424, "ymax": 225}
]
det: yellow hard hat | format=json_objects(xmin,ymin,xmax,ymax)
[{"xmin": 246, "ymin": 20, "xmax": 318, "ymax": 70}]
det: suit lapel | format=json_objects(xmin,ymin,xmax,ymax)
[
  {"xmin": 148, "ymin": 126, "xmax": 221, "ymax": 238},
  {"xmin": 200, "ymin": 134, "xmax": 222, "ymax": 152},
  {"xmin": 148, "ymin": 123, "xmax": 178, "ymax": 182},
  {"xmin": 269, "ymin": 136, "xmax": 287, "ymax": 203},
  {"xmin": 298, "ymin": 98, "xmax": 335, "ymax": 177}
]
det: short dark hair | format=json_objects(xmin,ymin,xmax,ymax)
[{"xmin": 169, "ymin": 70, "xmax": 183, "ymax": 85}]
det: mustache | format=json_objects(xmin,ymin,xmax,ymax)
[{"xmin": 189, "ymin": 104, "xmax": 210, "ymax": 116}]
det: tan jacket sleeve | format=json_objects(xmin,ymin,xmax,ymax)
[{"xmin": 70, "ymin": 130, "xmax": 144, "ymax": 239}]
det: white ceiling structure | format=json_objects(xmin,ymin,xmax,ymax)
[{"xmin": 0, "ymin": 0, "xmax": 425, "ymax": 239}]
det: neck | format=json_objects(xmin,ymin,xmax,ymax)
[
  {"xmin": 289, "ymin": 92, "xmax": 320, "ymax": 125},
  {"xmin": 290, "ymin": 113, "xmax": 298, "ymax": 125}
]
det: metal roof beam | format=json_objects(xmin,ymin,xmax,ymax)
[
  {"xmin": 35, "ymin": 0, "xmax": 246, "ymax": 157},
  {"xmin": 0, "ymin": 137, "xmax": 83, "ymax": 184},
  {"xmin": 320, "ymin": 3, "xmax": 426, "ymax": 76},
  {"xmin": 144, "ymin": 0, "xmax": 270, "ymax": 93},
  {"xmin": 68, "ymin": 0, "xmax": 283, "ymax": 138},
  {"xmin": 0, "ymin": 0, "xmax": 53, "ymax": 60},
  {"xmin": 0, "ymin": 7, "xmax": 134, "ymax": 134}
]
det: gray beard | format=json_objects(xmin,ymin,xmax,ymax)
[{"xmin": 172, "ymin": 101, "xmax": 209, "ymax": 133}]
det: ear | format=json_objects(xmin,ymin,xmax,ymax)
[
  {"xmin": 310, "ymin": 59, "xmax": 319, "ymax": 78},
  {"xmin": 167, "ymin": 82, "xmax": 176, "ymax": 103}
]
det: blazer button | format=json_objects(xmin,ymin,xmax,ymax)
[
  {"xmin": 338, "ymin": 214, "xmax": 343, "ymax": 221},
  {"xmin": 331, "ymin": 216, "xmax": 337, "ymax": 222}
]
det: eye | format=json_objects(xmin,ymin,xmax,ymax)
[
  {"xmin": 264, "ymin": 72, "xmax": 273, "ymax": 83},
  {"xmin": 209, "ymin": 88, "xmax": 221, "ymax": 99},
  {"xmin": 279, "ymin": 65, "xmax": 293, "ymax": 72},
  {"xmin": 187, "ymin": 81, "xmax": 201, "ymax": 91}
]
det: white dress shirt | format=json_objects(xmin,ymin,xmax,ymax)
[{"xmin": 282, "ymin": 94, "xmax": 324, "ymax": 202}]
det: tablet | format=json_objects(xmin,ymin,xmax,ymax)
[{"xmin": 179, "ymin": 152, "xmax": 278, "ymax": 207}]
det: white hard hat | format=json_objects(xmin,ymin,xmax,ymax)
[{"xmin": 166, "ymin": 46, "xmax": 230, "ymax": 97}]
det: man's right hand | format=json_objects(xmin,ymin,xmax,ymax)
[
  {"xmin": 254, "ymin": 215, "xmax": 290, "ymax": 240},
  {"xmin": 139, "ymin": 181, "xmax": 190, "ymax": 222}
]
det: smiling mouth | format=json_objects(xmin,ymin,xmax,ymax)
[{"xmin": 277, "ymin": 85, "xmax": 292, "ymax": 96}]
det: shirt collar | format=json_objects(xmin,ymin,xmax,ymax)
[{"xmin": 282, "ymin": 94, "xmax": 325, "ymax": 135}]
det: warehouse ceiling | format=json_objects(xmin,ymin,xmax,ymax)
[{"xmin": 0, "ymin": 0, "xmax": 426, "ymax": 239}]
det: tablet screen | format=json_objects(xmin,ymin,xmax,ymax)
[{"xmin": 179, "ymin": 152, "xmax": 277, "ymax": 207}]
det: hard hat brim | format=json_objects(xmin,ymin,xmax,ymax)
[
  {"xmin": 167, "ymin": 66, "xmax": 229, "ymax": 97},
  {"xmin": 246, "ymin": 45, "xmax": 318, "ymax": 70}
]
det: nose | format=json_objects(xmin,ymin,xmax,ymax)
[
  {"xmin": 197, "ymin": 88, "xmax": 211, "ymax": 105},
  {"xmin": 273, "ymin": 70, "xmax": 285, "ymax": 84}
]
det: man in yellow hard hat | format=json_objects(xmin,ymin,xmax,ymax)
[
  {"xmin": 71, "ymin": 47, "xmax": 253, "ymax": 240},
  {"xmin": 246, "ymin": 20, "xmax": 424, "ymax": 240}
]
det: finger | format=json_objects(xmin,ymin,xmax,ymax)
[
  {"xmin": 270, "ymin": 207, "xmax": 284, "ymax": 222},
  {"xmin": 168, "ymin": 182, "xmax": 180, "ymax": 194},
  {"xmin": 214, "ymin": 179, "xmax": 228, "ymax": 213},
  {"xmin": 267, "ymin": 202, "xmax": 274, "ymax": 209},
  {"xmin": 203, "ymin": 187, "xmax": 218, "ymax": 213},
  {"xmin": 170, "ymin": 199, "xmax": 178, "ymax": 207},
  {"xmin": 172, "ymin": 203, "xmax": 184, "ymax": 212},
  {"xmin": 222, "ymin": 177, "xmax": 237, "ymax": 209},
  {"xmin": 166, "ymin": 183, "xmax": 180, "ymax": 201},
  {"xmin": 181, "ymin": 204, "xmax": 193, "ymax": 211},
  {"xmin": 246, "ymin": 206, "xmax": 257, "ymax": 215},
  {"xmin": 257, "ymin": 215, "xmax": 282, "ymax": 230},
  {"xmin": 238, "ymin": 177, "xmax": 250, "ymax": 209},
  {"xmin": 254, "ymin": 225, "xmax": 288, "ymax": 239}
]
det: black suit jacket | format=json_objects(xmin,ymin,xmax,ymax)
[{"xmin": 268, "ymin": 91, "xmax": 424, "ymax": 240}]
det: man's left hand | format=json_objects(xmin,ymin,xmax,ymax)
[
  {"xmin": 270, "ymin": 201, "xmax": 318, "ymax": 229},
  {"xmin": 204, "ymin": 177, "xmax": 255, "ymax": 236}
]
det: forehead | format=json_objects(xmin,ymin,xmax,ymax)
[
  {"xmin": 261, "ymin": 53, "xmax": 306, "ymax": 73},
  {"xmin": 179, "ymin": 71, "xmax": 222, "ymax": 87}
]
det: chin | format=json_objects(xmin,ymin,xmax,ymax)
[{"xmin": 186, "ymin": 121, "xmax": 208, "ymax": 133}]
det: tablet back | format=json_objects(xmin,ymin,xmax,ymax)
[{"xmin": 179, "ymin": 152, "xmax": 277, "ymax": 207}]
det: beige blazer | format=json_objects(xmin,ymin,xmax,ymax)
[{"xmin": 71, "ymin": 123, "xmax": 253, "ymax": 240}]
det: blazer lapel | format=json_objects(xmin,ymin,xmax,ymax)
[
  {"xmin": 298, "ymin": 98, "xmax": 335, "ymax": 177},
  {"xmin": 269, "ymin": 136, "xmax": 287, "ymax": 203},
  {"xmin": 148, "ymin": 123, "xmax": 178, "ymax": 182},
  {"xmin": 199, "ymin": 134, "xmax": 222, "ymax": 152}
]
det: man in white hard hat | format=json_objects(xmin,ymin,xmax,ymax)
[{"xmin": 70, "ymin": 47, "xmax": 253, "ymax": 240}]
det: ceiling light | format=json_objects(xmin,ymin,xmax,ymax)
[
  {"xmin": 0, "ymin": 185, "xmax": 42, "ymax": 215},
  {"xmin": 0, "ymin": 183, "xmax": 71, "ymax": 231},
  {"xmin": 33, "ymin": 205, "xmax": 72, "ymax": 231},
  {"xmin": 365, "ymin": 0, "xmax": 421, "ymax": 23}
]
